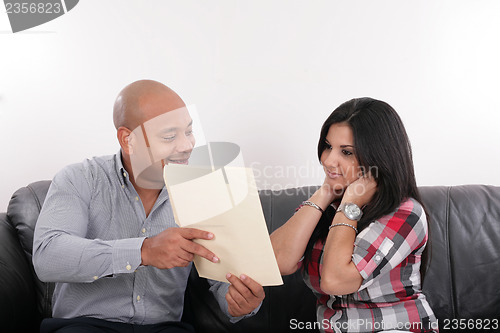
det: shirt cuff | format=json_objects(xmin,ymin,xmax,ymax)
[
  {"xmin": 112, "ymin": 237, "xmax": 146, "ymax": 274},
  {"xmin": 229, "ymin": 299, "xmax": 263, "ymax": 323},
  {"xmin": 209, "ymin": 281, "xmax": 263, "ymax": 323}
]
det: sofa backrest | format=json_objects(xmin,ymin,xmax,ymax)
[
  {"xmin": 3, "ymin": 181, "xmax": 500, "ymax": 332},
  {"xmin": 419, "ymin": 185, "xmax": 500, "ymax": 321}
]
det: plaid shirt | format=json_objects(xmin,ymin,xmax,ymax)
[{"xmin": 301, "ymin": 198, "xmax": 438, "ymax": 333}]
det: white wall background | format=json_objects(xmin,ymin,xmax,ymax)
[{"xmin": 1, "ymin": 0, "xmax": 499, "ymax": 211}]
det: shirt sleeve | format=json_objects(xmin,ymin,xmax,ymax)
[
  {"xmin": 33, "ymin": 164, "xmax": 145, "ymax": 283},
  {"xmin": 206, "ymin": 279, "xmax": 262, "ymax": 323},
  {"xmin": 351, "ymin": 199, "xmax": 428, "ymax": 291}
]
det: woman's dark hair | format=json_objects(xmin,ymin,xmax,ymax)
[{"xmin": 303, "ymin": 97, "xmax": 430, "ymax": 278}]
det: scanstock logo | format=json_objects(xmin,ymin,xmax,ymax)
[{"xmin": 4, "ymin": 0, "xmax": 79, "ymax": 33}]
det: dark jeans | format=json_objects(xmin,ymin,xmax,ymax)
[{"xmin": 40, "ymin": 317, "xmax": 195, "ymax": 333}]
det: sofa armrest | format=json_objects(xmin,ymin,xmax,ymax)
[{"xmin": 0, "ymin": 213, "xmax": 39, "ymax": 332}]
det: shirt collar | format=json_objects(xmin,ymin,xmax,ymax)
[
  {"xmin": 114, "ymin": 150, "xmax": 169, "ymax": 201},
  {"xmin": 115, "ymin": 150, "xmax": 128, "ymax": 187}
]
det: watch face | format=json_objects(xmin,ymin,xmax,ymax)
[{"xmin": 345, "ymin": 203, "xmax": 361, "ymax": 219}]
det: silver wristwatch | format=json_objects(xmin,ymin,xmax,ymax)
[{"xmin": 336, "ymin": 202, "xmax": 363, "ymax": 221}]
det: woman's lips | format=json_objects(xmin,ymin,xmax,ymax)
[{"xmin": 325, "ymin": 169, "xmax": 341, "ymax": 179}]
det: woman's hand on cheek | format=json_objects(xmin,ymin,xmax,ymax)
[
  {"xmin": 342, "ymin": 176, "xmax": 377, "ymax": 207},
  {"xmin": 319, "ymin": 178, "xmax": 345, "ymax": 203}
]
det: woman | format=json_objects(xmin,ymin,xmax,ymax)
[{"xmin": 270, "ymin": 98, "xmax": 438, "ymax": 332}]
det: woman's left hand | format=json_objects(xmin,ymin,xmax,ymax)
[{"xmin": 342, "ymin": 176, "xmax": 377, "ymax": 207}]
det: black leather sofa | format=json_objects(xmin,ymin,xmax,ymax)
[{"xmin": 1, "ymin": 181, "xmax": 499, "ymax": 332}]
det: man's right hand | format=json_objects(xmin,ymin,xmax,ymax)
[{"xmin": 140, "ymin": 228, "xmax": 219, "ymax": 269}]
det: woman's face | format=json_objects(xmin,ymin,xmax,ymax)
[{"xmin": 320, "ymin": 123, "xmax": 361, "ymax": 192}]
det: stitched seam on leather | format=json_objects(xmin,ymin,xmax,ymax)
[
  {"xmin": 446, "ymin": 186, "xmax": 457, "ymax": 318},
  {"xmin": 27, "ymin": 184, "xmax": 43, "ymax": 211}
]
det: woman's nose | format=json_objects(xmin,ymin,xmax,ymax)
[{"xmin": 322, "ymin": 150, "xmax": 339, "ymax": 168}]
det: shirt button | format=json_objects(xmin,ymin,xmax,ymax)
[
  {"xmin": 135, "ymin": 196, "xmax": 139, "ymax": 201},
  {"xmin": 136, "ymin": 295, "xmax": 141, "ymax": 301},
  {"xmin": 93, "ymin": 276, "xmax": 98, "ymax": 280},
  {"xmin": 375, "ymin": 255, "xmax": 381, "ymax": 261},
  {"xmin": 123, "ymin": 172, "xmax": 127, "ymax": 178},
  {"xmin": 121, "ymin": 185, "xmax": 125, "ymax": 189},
  {"xmin": 142, "ymin": 228, "xmax": 146, "ymax": 234},
  {"xmin": 126, "ymin": 264, "xmax": 132, "ymax": 271}
]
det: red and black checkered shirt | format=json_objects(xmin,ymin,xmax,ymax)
[{"xmin": 301, "ymin": 198, "xmax": 439, "ymax": 332}]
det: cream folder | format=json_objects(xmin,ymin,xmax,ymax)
[{"xmin": 163, "ymin": 142, "xmax": 283, "ymax": 286}]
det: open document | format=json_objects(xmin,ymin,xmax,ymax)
[{"xmin": 163, "ymin": 142, "xmax": 283, "ymax": 286}]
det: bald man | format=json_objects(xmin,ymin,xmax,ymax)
[{"xmin": 33, "ymin": 80, "xmax": 264, "ymax": 333}]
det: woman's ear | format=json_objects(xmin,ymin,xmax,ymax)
[{"xmin": 117, "ymin": 127, "xmax": 134, "ymax": 154}]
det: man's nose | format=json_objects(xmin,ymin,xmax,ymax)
[{"xmin": 176, "ymin": 134, "xmax": 194, "ymax": 153}]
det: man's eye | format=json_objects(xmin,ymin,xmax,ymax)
[
  {"xmin": 186, "ymin": 130, "xmax": 193, "ymax": 136},
  {"xmin": 163, "ymin": 136, "xmax": 175, "ymax": 141}
]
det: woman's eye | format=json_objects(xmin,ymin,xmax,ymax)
[
  {"xmin": 342, "ymin": 149, "xmax": 353, "ymax": 156},
  {"xmin": 325, "ymin": 142, "xmax": 332, "ymax": 150}
]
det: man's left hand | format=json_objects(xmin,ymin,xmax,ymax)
[{"xmin": 225, "ymin": 273, "xmax": 265, "ymax": 317}]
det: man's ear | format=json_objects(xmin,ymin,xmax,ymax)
[{"xmin": 117, "ymin": 127, "xmax": 134, "ymax": 154}]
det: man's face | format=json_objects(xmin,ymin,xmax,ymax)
[
  {"xmin": 142, "ymin": 106, "xmax": 195, "ymax": 164},
  {"xmin": 130, "ymin": 106, "xmax": 195, "ymax": 189}
]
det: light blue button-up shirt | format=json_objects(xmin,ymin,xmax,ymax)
[{"xmin": 33, "ymin": 152, "xmax": 245, "ymax": 325}]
